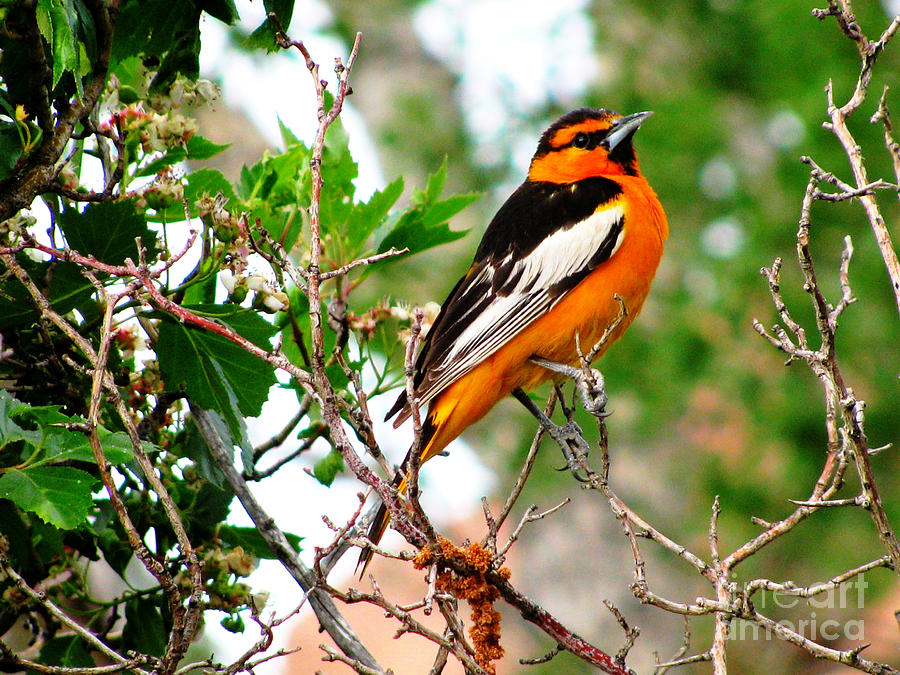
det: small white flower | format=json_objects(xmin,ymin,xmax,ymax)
[
  {"xmin": 246, "ymin": 275, "xmax": 268, "ymax": 292},
  {"xmin": 263, "ymin": 293, "xmax": 286, "ymax": 312}
]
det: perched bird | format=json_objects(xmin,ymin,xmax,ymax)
[{"xmin": 359, "ymin": 107, "xmax": 668, "ymax": 573}]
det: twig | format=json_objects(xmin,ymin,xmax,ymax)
[
  {"xmin": 602, "ymin": 599, "xmax": 640, "ymax": 666},
  {"xmin": 484, "ymin": 391, "xmax": 557, "ymax": 554},
  {"xmin": 0, "ymin": 557, "xmax": 152, "ymax": 675},
  {"xmin": 252, "ymin": 397, "xmax": 311, "ymax": 458},
  {"xmin": 816, "ymin": 1, "xmax": 900, "ymax": 316},
  {"xmin": 495, "ymin": 499, "xmax": 570, "ymax": 560},
  {"xmin": 191, "ymin": 405, "xmax": 384, "ymax": 673},
  {"xmin": 319, "ymin": 247, "xmax": 409, "ymax": 280}
]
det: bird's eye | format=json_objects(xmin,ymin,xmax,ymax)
[{"xmin": 573, "ymin": 132, "xmax": 590, "ymax": 149}]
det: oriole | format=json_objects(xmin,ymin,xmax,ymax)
[{"xmin": 359, "ymin": 108, "xmax": 667, "ymax": 573}]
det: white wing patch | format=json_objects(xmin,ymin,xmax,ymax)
[{"xmin": 410, "ymin": 203, "xmax": 625, "ymax": 413}]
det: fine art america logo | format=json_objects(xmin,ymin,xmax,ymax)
[{"xmin": 731, "ymin": 575, "xmax": 868, "ymax": 641}]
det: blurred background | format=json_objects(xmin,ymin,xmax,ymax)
[{"xmin": 193, "ymin": 0, "xmax": 900, "ymax": 672}]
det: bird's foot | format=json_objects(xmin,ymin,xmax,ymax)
[
  {"xmin": 511, "ymin": 387, "xmax": 592, "ymax": 482},
  {"xmin": 528, "ymin": 356, "xmax": 609, "ymax": 418},
  {"xmin": 547, "ymin": 419, "xmax": 593, "ymax": 482}
]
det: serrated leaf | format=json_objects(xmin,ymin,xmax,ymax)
[
  {"xmin": 0, "ymin": 466, "xmax": 98, "ymax": 529},
  {"xmin": 376, "ymin": 213, "xmax": 468, "ymax": 258},
  {"xmin": 264, "ymin": 0, "xmax": 294, "ymax": 24},
  {"xmin": 0, "ymin": 390, "xmax": 42, "ymax": 448},
  {"xmin": 420, "ymin": 157, "xmax": 448, "ymax": 205},
  {"xmin": 182, "ymin": 415, "xmax": 227, "ymax": 487},
  {"xmin": 135, "ymin": 135, "xmax": 231, "ymax": 177},
  {"xmin": 420, "ymin": 193, "xmax": 481, "ymax": 229},
  {"xmin": 312, "ymin": 448, "xmax": 344, "ymax": 486},
  {"xmin": 111, "ymin": 0, "xmax": 198, "ymax": 74},
  {"xmin": 185, "ymin": 135, "xmax": 231, "ymax": 160},
  {"xmin": 343, "ymin": 177, "xmax": 404, "ymax": 251},
  {"xmin": 37, "ymin": 0, "xmax": 83, "ymax": 96},
  {"xmin": 243, "ymin": 0, "xmax": 294, "ymax": 52},
  {"xmin": 374, "ymin": 162, "xmax": 478, "ymax": 260},
  {"xmin": 318, "ymin": 118, "xmax": 357, "ymax": 233},
  {"xmin": 41, "ymin": 428, "xmax": 135, "ymax": 466},
  {"xmin": 278, "ymin": 117, "xmax": 300, "ymax": 147},
  {"xmin": 58, "ymin": 199, "xmax": 156, "ymax": 266},
  {"xmin": 0, "ymin": 391, "xmax": 135, "ymax": 466},
  {"xmin": 240, "ymin": 144, "xmax": 310, "ymax": 251},
  {"xmin": 243, "ymin": 17, "xmax": 279, "ymax": 52},
  {"xmin": 217, "ymin": 524, "xmax": 302, "ymax": 559},
  {"xmin": 156, "ymin": 305, "xmax": 277, "ymax": 440}
]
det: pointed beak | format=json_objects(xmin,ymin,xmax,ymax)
[{"xmin": 604, "ymin": 111, "xmax": 653, "ymax": 152}]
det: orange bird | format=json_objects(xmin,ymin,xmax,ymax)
[{"xmin": 359, "ymin": 108, "xmax": 668, "ymax": 573}]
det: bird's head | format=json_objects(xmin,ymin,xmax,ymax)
[{"xmin": 528, "ymin": 108, "xmax": 652, "ymax": 183}]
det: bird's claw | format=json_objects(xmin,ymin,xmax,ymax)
[
  {"xmin": 529, "ymin": 356, "xmax": 610, "ymax": 418},
  {"xmin": 548, "ymin": 420, "xmax": 592, "ymax": 482},
  {"xmin": 576, "ymin": 368, "xmax": 609, "ymax": 417}
]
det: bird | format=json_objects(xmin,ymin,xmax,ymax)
[{"xmin": 358, "ymin": 107, "xmax": 668, "ymax": 574}]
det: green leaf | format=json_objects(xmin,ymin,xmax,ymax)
[
  {"xmin": 376, "ymin": 211, "xmax": 469, "ymax": 259},
  {"xmin": 265, "ymin": 0, "xmax": 295, "ymax": 25},
  {"xmin": 185, "ymin": 134, "xmax": 232, "ymax": 160},
  {"xmin": 0, "ymin": 502, "xmax": 37, "ymax": 574},
  {"xmin": 39, "ymin": 635, "xmax": 95, "ymax": 668},
  {"xmin": 243, "ymin": 0, "xmax": 294, "ymax": 52},
  {"xmin": 374, "ymin": 161, "xmax": 478, "ymax": 260},
  {"xmin": 180, "ymin": 481, "xmax": 233, "ymax": 539},
  {"xmin": 312, "ymin": 448, "xmax": 344, "ymax": 487},
  {"xmin": 0, "ymin": 466, "xmax": 98, "ymax": 529},
  {"xmin": 278, "ymin": 117, "xmax": 300, "ymax": 147},
  {"xmin": 111, "ymin": 0, "xmax": 197, "ymax": 68},
  {"xmin": 58, "ymin": 199, "xmax": 156, "ymax": 266},
  {"xmin": 150, "ymin": 20, "xmax": 201, "ymax": 91},
  {"xmin": 37, "ymin": 0, "xmax": 83, "ymax": 97},
  {"xmin": 239, "ymin": 142, "xmax": 310, "ymax": 251},
  {"xmin": 0, "ymin": 391, "xmax": 42, "ymax": 448},
  {"xmin": 135, "ymin": 135, "xmax": 231, "ymax": 177},
  {"xmin": 123, "ymin": 597, "xmax": 167, "ymax": 657},
  {"xmin": 421, "ymin": 157, "xmax": 448, "ymax": 205},
  {"xmin": 156, "ymin": 305, "xmax": 277, "ymax": 439},
  {"xmin": 182, "ymin": 415, "xmax": 227, "ymax": 487},
  {"xmin": 344, "ymin": 177, "xmax": 404, "ymax": 250},
  {"xmin": 39, "ymin": 428, "xmax": 135, "ymax": 466},
  {"xmin": 199, "ymin": 0, "xmax": 239, "ymax": 24},
  {"xmin": 0, "ymin": 122, "xmax": 22, "ymax": 181},
  {"xmin": 0, "ymin": 391, "xmax": 135, "ymax": 466},
  {"xmin": 217, "ymin": 524, "xmax": 302, "ymax": 559},
  {"xmin": 420, "ymin": 193, "xmax": 482, "ymax": 229}
]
